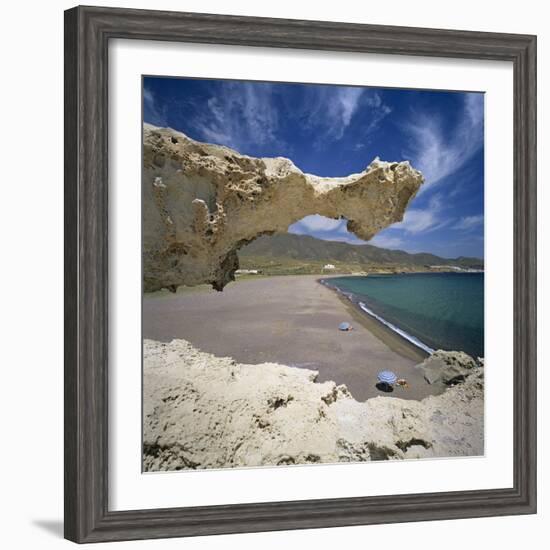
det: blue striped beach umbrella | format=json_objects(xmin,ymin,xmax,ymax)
[
  {"xmin": 377, "ymin": 370, "xmax": 398, "ymax": 385},
  {"xmin": 338, "ymin": 322, "xmax": 352, "ymax": 331}
]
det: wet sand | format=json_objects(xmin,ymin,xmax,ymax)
[{"xmin": 143, "ymin": 275, "xmax": 436, "ymax": 401}]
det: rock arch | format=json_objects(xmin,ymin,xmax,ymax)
[{"xmin": 143, "ymin": 124, "xmax": 424, "ymax": 292}]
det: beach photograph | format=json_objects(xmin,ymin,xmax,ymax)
[{"xmin": 142, "ymin": 77, "xmax": 485, "ymax": 471}]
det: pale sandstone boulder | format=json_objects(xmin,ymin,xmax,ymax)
[
  {"xmin": 143, "ymin": 124, "xmax": 424, "ymax": 292},
  {"xmin": 418, "ymin": 350, "xmax": 479, "ymax": 386}
]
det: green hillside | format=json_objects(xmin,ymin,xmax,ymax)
[{"xmin": 237, "ymin": 233, "xmax": 483, "ymax": 276}]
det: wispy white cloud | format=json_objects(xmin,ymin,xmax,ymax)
[
  {"xmin": 306, "ymin": 88, "xmax": 391, "ymax": 145},
  {"xmin": 191, "ymin": 82, "xmax": 281, "ymax": 152},
  {"xmin": 186, "ymin": 83, "xmax": 392, "ymax": 155},
  {"xmin": 143, "ymin": 87, "xmax": 167, "ymax": 126},
  {"xmin": 289, "ymin": 214, "xmax": 345, "ymax": 234},
  {"xmin": 453, "ymin": 214, "xmax": 484, "ymax": 231},
  {"xmin": 389, "ymin": 193, "xmax": 450, "ymax": 234},
  {"xmin": 368, "ymin": 234, "xmax": 404, "ymax": 249},
  {"xmin": 305, "ymin": 87, "xmax": 362, "ymax": 141},
  {"xmin": 288, "ymin": 215, "xmax": 367, "ymax": 244},
  {"xmin": 326, "ymin": 234, "xmax": 367, "ymax": 245},
  {"xmin": 404, "ymin": 93, "xmax": 484, "ymax": 191},
  {"xmin": 336, "ymin": 88, "xmax": 364, "ymax": 131},
  {"xmin": 357, "ymin": 92, "xmax": 393, "ymax": 143},
  {"xmin": 391, "ymin": 209, "xmax": 441, "ymax": 234},
  {"xmin": 143, "ymin": 88, "xmax": 154, "ymax": 104}
]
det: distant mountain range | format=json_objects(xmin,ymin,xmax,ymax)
[{"xmin": 239, "ymin": 233, "xmax": 484, "ymax": 271}]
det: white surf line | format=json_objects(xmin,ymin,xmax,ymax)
[
  {"xmin": 321, "ymin": 278, "xmax": 435, "ymax": 355},
  {"xmin": 358, "ymin": 301, "xmax": 435, "ymax": 355}
]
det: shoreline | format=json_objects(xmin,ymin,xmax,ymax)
[
  {"xmin": 318, "ymin": 277, "xmax": 431, "ymax": 360},
  {"xmin": 144, "ymin": 268, "xmax": 485, "ymax": 298},
  {"xmin": 323, "ymin": 281, "xmax": 428, "ymax": 364}
]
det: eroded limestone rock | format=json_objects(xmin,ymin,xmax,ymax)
[
  {"xmin": 417, "ymin": 350, "xmax": 479, "ymax": 387},
  {"xmin": 143, "ymin": 339, "xmax": 484, "ymax": 471},
  {"xmin": 143, "ymin": 124, "xmax": 424, "ymax": 291}
]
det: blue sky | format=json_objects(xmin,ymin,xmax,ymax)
[{"xmin": 144, "ymin": 77, "xmax": 484, "ymax": 259}]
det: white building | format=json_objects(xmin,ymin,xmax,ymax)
[
  {"xmin": 235, "ymin": 269, "xmax": 260, "ymax": 275},
  {"xmin": 323, "ymin": 264, "xmax": 336, "ymax": 270}
]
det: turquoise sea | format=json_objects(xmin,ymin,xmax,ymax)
[{"xmin": 323, "ymin": 272, "xmax": 484, "ymax": 358}]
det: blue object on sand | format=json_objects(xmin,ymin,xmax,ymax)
[
  {"xmin": 338, "ymin": 322, "xmax": 352, "ymax": 331},
  {"xmin": 377, "ymin": 370, "xmax": 398, "ymax": 384}
]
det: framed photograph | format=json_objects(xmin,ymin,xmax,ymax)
[{"xmin": 64, "ymin": 5, "xmax": 537, "ymax": 543}]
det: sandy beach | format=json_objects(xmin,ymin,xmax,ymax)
[{"xmin": 143, "ymin": 274, "xmax": 438, "ymax": 401}]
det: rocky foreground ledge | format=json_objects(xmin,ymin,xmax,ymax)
[{"xmin": 143, "ymin": 340, "xmax": 484, "ymax": 471}]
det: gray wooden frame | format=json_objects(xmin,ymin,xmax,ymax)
[{"xmin": 64, "ymin": 5, "xmax": 537, "ymax": 543}]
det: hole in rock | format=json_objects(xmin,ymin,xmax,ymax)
[{"xmin": 236, "ymin": 214, "xmax": 373, "ymax": 278}]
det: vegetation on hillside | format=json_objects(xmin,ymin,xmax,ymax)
[{"xmin": 238, "ymin": 233, "xmax": 483, "ymax": 277}]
